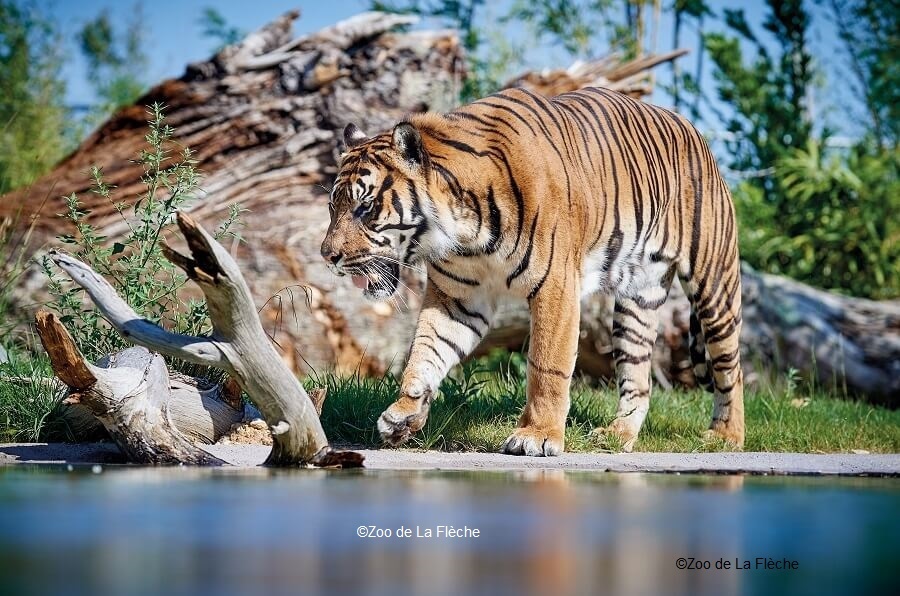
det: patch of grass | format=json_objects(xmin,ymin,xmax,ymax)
[
  {"xmin": 0, "ymin": 348, "xmax": 72, "ymax": 443},
  {"xmin": 1, "ymin": 345, "xmax": 896, "ymax": 453},
  {"xmin": 312, "ymin": 353, "xmax": 900, "ymax": 454}
]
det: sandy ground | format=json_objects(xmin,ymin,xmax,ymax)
[{"xmin": 1, "ymin": 442, "xmax": 898, "ymax": 475}]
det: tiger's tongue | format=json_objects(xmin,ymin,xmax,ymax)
[{"xmin": 352, "ymin": 275, "xmax": 368, "ymax": 290}]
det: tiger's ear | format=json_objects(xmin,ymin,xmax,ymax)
[
  {"xmin": 392, "ymin": 122, "xmax": 426, "ymax": 167},
  {"xmin": 343, "ymin": 123, "xmax": 367, "ymax": 149}
]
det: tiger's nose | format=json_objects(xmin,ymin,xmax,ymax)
[{"xmin": 321, "ymin": 246, "xmax": 343, "ymax": 266}]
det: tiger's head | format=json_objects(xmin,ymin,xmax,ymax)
[{"xmin": 321, "ymin": 121, "xmax": 452, "ymax": 301}]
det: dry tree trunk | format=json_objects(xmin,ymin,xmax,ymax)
[
  {"xmin": 740, "ymin": 266, "xmax": 900, "ymax": 405},
  {"xmin": 37, "ymin": 212, "xmax": 362, "ymax": 467},
  {"xmin": 484, "ymin": 267, "xmax": 900, "ymax": 407},
  {"xmin": 3, "ymin": 11, "xmax": 895, "ymax": 406}
]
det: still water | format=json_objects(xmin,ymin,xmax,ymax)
[{"xmin": 0, "ymin": 465, "xmax": 897, "ymax": 596}]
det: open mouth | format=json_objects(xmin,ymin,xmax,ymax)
[{"xmin": 349, "ymin": 260, "xmax": 400, "ymax": 301}]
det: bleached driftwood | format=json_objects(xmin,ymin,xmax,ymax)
[
  {"xmin": 41, "ymin": 212, "xmax": 362, "ymax": 467},
  {"xmin": 5, "ymin": 353, "xmax": 247, "ymax": 445},
  {"xmin": 34, "ymin": 311, "xmax": 226, "ymax": 464}
]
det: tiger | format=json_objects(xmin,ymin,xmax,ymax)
[{"xmin": 320, "ymin": 85, "xmax": 744, "ymax": 455}]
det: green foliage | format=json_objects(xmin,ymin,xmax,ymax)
[
  {"xmin": 704, "ymin": 0, "xmax": 897, "ymax": 298},
  {"xmin": 78, "ymin": 9, "xmax": 147, "ymax": 125},
  {"xmin": 199, "ymin": 7, "xmax": 244, "ymax": 51},
  {"xmin": 737, "ymin": 141, "xmax": 899, "ymax": 298},
  {"xmin": 0, "ymin": 349, "xmax": 71, "ymax": 442},
  {"xmin": 41, "ymin": 103, "xmax": 241, "ymax": 363},
  {"xmin": 667, "ymin": 0, "xmax": 713, "ymax": 116},
  {"xmin": 0, "ymin": 205, "xmax": 41, "ymax": 339},
  {"xmin": 507, "ymin": 0, "xmax": 601, "ymax": 56},
  {"xmin": 827, "ymin": 0, "xmax": 899, "ymax": 147},
  {"xmin": 506, "ymin": 1, "xmax": 663, "ymax": 64},
  {"xmin": 704, "ymin": 0, "xmax": 813, "ymax": 175},
  {"xmin": 0, "ymin": 0, "xmax": 71, "ymax": 194}
]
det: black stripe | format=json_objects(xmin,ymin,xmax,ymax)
[
  {"xmin": 527, "ymin": 225, "xmax": 557, "ymax": 300},
  {"xmin": 527, "ymin": 357, "xmax": 572, "ymax": 380},
  {"xmin": 453, "ymin": 299, "xmax": 489, "ymax": 326},
  {"xmin": 434, "ymin": 330, "xmax": 467, "ymax": 361},
  {"xmin": 449, "ymin": 110, "xmax": 516, "ymax": 144},
  {"xmin": 612, "ymin": 325, "xmax": 655, "ymax": 347},
  {"xmin": 506, "ymin": 210, "xmax": 540, "ymax": 287},
  {"xmin": 417, "ymin": 341, "xmax": 446, "ymax": 367},
  {"xmin": 613, "ymin": 350, "xmax": 653, "ymax": 365},
  {"xmin": 483, "ymin": 186, "xmax": 502, "ymax": 255},
  {"xmin": 431, "ymin": 262, "xmax": 480, "ymax": 286}
]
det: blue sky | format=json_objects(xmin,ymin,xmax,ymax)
[{"xmin": 44, "ymin": 0, "xmax": 851, "ymax": 139}]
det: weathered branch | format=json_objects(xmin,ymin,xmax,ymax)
[
  {"xmin": 741, "ymin": 264, "xmax": 900, "ymax": 404},
  {"xmin": 34, "ymin": 311, "xmax": 225, "ymax": 465},
  {"xmin": 45, "ymin": 212, "xmax": 363, "ymax": 467},
  {"xmin": 49, "ymin": 252, "xmax": 227, "ymax": 368}
]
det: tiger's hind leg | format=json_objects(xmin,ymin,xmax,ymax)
[
  {"xmin": 593, "ymin": 298, "xmax": 660, "ymax": 452},
  {"xmin": 684, "ymin": 275, "xmax": 745, "ymax": 449}
]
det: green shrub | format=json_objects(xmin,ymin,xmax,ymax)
[
  {"xmin": 41, "ymin": 102, "xmax": 242, "ymax": 363},
  {"xmin": 736, "ymin": 140, "xmax": 899, "ymax": 299}
]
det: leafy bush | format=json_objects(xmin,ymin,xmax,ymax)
[
  {"xmin": 42, "ymin": 103, "xmax": 242, "ymax": 362},
  {"xmin": 737, "ymin": 140, "xmax": 899, "ymax": 299}
]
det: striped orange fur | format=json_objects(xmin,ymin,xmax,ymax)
[{"xmin": 321, "ymin": 86, "xmax": 744, "ymax": 455}]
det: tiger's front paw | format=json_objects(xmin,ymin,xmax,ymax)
[
  {"xmin": 377, "ymin": 383, "xmax": 432, "ymax": 446},
  {"xmin": 501, "ymin": 426, "xmax": 564, "ymax": 457}
]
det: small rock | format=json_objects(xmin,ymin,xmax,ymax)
[
  {"xmin": 851, "ymin": 449, "xmax": 870, "ymax": 455},
  {"xmin": 217, "ymin": 419, "xmax": 273, "ymax": 446}
]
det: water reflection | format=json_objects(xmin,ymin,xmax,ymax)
[{"xmin": 0, "ymin": 466, "xmax": 897, "ymax": 596}]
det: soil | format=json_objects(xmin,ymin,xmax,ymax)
[{"xmin": 1, "ymin": 443, "xmax": 898, "ymax": 476}]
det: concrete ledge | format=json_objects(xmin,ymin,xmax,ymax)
[{"xmin": 2, "ymin": 443, "xmax": 898, "ymax": 476}]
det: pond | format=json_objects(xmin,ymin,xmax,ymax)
[{"xmin": 0, "ymin": 466, "xmax": 897, "ymax": 595}]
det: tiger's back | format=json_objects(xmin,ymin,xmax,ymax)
[{"xmin": 444, "ymin": 86, "xmax": 737, "ymax": 301}]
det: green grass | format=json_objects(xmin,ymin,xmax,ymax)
[
  {"xmin": 0, "ymin": 347, "xmax": 897, "ymax": 453},
  {"xmin": 0, "ymin": 349, "xmax": 74, "ymax": 443},
  {"xmin": 312, "ymin": 356, "xmax": 900, "ymax": 454}
]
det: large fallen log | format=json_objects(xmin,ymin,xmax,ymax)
[
  {"xmin": 2, "ymin": 11, "xmax": 684, "ymax": 375},
  {"xmin": 485, "ymin": 266, "xmax": 900, "ymax": 407},
  {"xmin": 36, "ymin": 212, "xmax": 363, "ymax": 467},
  {"xmin": 2, "ymin": 11, "xmax": 896, "ymax": 406}
]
